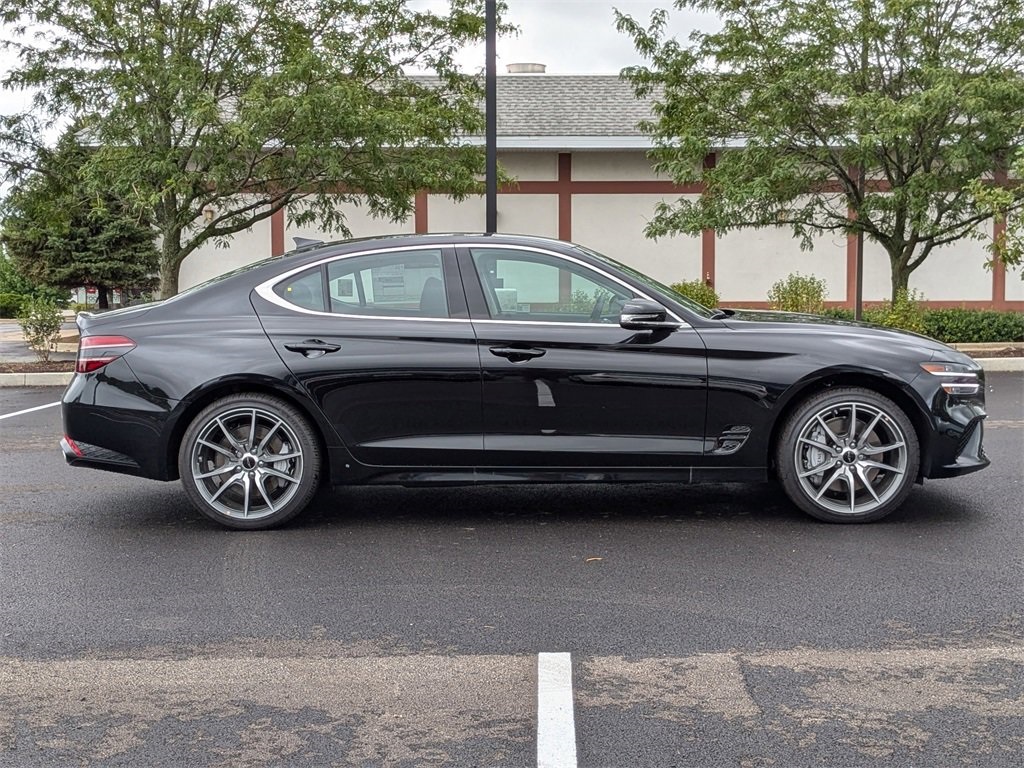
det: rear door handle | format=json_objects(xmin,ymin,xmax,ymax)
[
  {"xmin": 284, "ymin": 339, "xmax": 341, "ymax": 358},
  {"xmin": 489, "ymin": 345, "xmax": 546, "ymax": 363}
]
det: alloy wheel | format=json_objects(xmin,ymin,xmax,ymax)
[
  {"xmin": 793, "ymin": 401, "xmax": 909, "ymax": 516},
  {"xmin": 189, "ymin": 407, "xmax": 305, "ymax": 520}
]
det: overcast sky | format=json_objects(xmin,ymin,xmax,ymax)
[
  {"xmin": 442, "ymin": 1, "xmax": 713, "ymax": 74},
  {"xmin": 0, "ymin": 2, "xmax": 712, "ymax": 118}
]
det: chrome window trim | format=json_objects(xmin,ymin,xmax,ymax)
[
  {"xmin": 464, "ymin": 243, "xmax": 689, "ymax": 327},
  {"xmin": 254, "ymin": 240, "xmax": 689, "ymax": 328},
  {"xmin": 253, "ymin": 244, "xmax": 466, "ymax": 322}
]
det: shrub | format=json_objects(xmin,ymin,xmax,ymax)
[
  {"xmin": 789, "ymin": 303, "xmax": 1022, "ymax": 342},
  {"xmin": 17, "ymin": 298, "xmax": 64, "ymax": 362},
  {"xmin": 0, "ymin": 292, "xmax": 25, "ymax": 317},
  {"xmin": 863, "ymin": 289, "xmax": 926, "ymax": 334},
  {"xmin": 820, "ymin": 307, "xmax": 855, "ymax": 321},
  {"xmin": 767, "ymin": 273, "xmax": 827, "ymax": 314},
  {"xmin": 923, "ymin": 308, "xmax": 1024, "ymax": 344},
  {"xmin": 670, "ymin": 279, "xmax": 719, "ymax": 308}
]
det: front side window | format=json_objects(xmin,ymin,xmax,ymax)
[{"xmin": 469, "ymin": 248, "xmax": 633, "ymax": 324}]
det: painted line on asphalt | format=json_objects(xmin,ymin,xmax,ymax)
[
  {"xmin": 0, "ymin": 401, "xmax": 60, "ymax": 421},
  {"xmin": 537, "ymin": 652, "xmax": 578, "ymax": 768}
]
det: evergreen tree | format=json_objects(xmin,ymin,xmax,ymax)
[{"xmin": 2, "ymin": 131, "xmax": 158, "ymax": 309}]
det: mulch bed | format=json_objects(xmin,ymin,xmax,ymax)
[
  {"xmin": 0, "ymin": 361, "xmax": 76, "ymax": 373},
  {"xmin": 984, "ymin": 346, "xmax": 1023, "ymax": 358}
]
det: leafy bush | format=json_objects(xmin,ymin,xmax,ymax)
[
  {"xmin": 17, "ymin": 298, "xmax": 64, "ymax": 362},
  {"xmin": 0, "ymin": 254, "xmax": 33, "ymax": 295},
  {"xmin": 0, "ymin": 292, "xmax": 25, "ymax": 317},
  {"xmin": 670, "ymin": 279, "xmax": 719, "ymax": 308},
  {"xmin": 863, "ymin": 289, "xmax": 926, "ymax": 334},
  {"xmin": 767, "ymin": 273, "xmax": 827, "ymax": 314},
  {"xmin": 922, "ymin": 308, "xmax": 1024, "ymax": 343},
  {"xmin": 820, "ymin": 307, "xmax": 855, "ymax": 321},
  {"xmin": 816, "ymin": 303, "xmax": 1022, "ymax": 342}
]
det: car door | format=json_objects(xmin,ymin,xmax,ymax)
[
  {"xmin": 457, "ymin": 244, "xmax": 708, "ymax": 469},
  {"xmin": 252, "ymin": 245, "xmax": 483, "ymax": 467}
]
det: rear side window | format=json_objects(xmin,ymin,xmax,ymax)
[
  {"xmin": 326, "ymin": 249, "xmax": 448, "ymax": 318},
  {"xmin": 273, "ymin": 267, "xmax": 325, "ymax": 311}
]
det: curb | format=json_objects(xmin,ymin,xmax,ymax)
[
  {"xmin": 1, "ymin": 358, "xmax": 1022, "ymax": 388},
  {"xmin": 980, "ymin": 357, "xmax": 1024, "ymax": 372},
  {"xmin": 0, "ymin": 372, "xmax": 75, "ymax": 387}
]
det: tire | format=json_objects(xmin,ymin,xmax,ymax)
[
  {"xmin": 775, "ymin": 387, "xmax": 919, "ymax": 523},
  {"xmin": 178, "ymin": 393, "xmax": 321, "ymax": 530}
]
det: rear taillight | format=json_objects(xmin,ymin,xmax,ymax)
[{"xmin": 76, "ymin": 335, "xmax": 136, "ymax": 374}]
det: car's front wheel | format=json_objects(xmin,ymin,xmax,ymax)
[
  {"xmin": 776, "ymin": 387, "xmax": 919, "ymax": 523},
  {"xmin": 178, "ymin": 393, "xmax": 321, "ymax": 530}
]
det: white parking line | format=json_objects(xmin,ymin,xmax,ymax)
[
  {"xmin": 0, "ymin": 401, "xmax": 61, "ymax": 421},
  {"xmin": 537, "ymin": 652, "xmax": 578, "ymax": 768}
]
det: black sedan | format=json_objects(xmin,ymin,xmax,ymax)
[{"xmin": 61, "ymin": 234, "xmax": 988, "ymax": 529}]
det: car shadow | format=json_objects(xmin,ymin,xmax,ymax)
[{"xmin": 76, "ymin": 478, "xmax": 981, "ymax": 532}]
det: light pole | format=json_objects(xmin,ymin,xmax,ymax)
[
  {"xmin": 485, "ymin": 0, "xmax": 497, "ymax": 233},
  {"xmin": 854, "ymin": 0, "xmax": 869, "ymax": 321}
]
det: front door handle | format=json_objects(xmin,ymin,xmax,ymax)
[
  {"xmin": 284, "ymin": 339, "xmax": 341, "ymax": 358},
  {"xmin": 489, "ymin": 345, "xmax": 546, "ymax": 363}
]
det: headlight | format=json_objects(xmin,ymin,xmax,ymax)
[{"xmin": 919, "ymin": 362, "xmax": 980, "ymax": 395}]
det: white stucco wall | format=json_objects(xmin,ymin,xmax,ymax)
[
  {"xmin": 1004, "ymin": 213, "xmax": 1024, "ymax": 301},
  {"xmin": 571, "ymin": 194, "xmax": 702, "ymax": 285},
  {"xmin": 501, "ymin": 152, "xmax": 558, "ymax": 181},
  {"xmin": 861, "ymin": 224, "xmax": 993, "ymax": 302},
  {"xmin": 1006, "ymin": 269, "xmax": 1024, "ymax": 301},
  {"xmin": 714, "ymin": 226, "xmax": 848, "ymax": 302},
  {"xmin": 428, "ymin": 194, "xmax": 559, "ymax": 238},
  {"xmin": 285, "ymin": 197, "xmax": 415, "ymax": 246},
  {"xmin": 572, "ymin": 152, "xmax": 663, "ymax": 182},
  {"xmin": 178, "ymin": 204, "xmax": 272, "ymax": 291}
]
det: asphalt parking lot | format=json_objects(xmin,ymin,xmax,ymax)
[{"xmin": 1, "ymin": 374, "xmax": 1022, "ymax": 767}]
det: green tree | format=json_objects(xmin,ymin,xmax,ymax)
[
  {"xmin": 1, "ymin": 0, "xmax": 500, "ymax": 296},
  {"xmin": 617, "ymin": 0, "xmax": 1024, "ymax": 300},
  {"xmin": 970, "ymin": 152, "xmax": 1024, "ymax": 271},
  {"xmin": 1, "ymin": 131, "xmax": 159, "ymax": 309}
]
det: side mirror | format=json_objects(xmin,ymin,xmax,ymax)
[{"xmin": 619, "ymin": 298, "xmax": 681, "ymax": 331}]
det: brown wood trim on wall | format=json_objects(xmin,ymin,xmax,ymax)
[
  {"xmin": 846, "ymin": 209, "xmax": 858, "ymax": 307},
  {"xmin": 992, "ymin": 167, "xmax": 1009, "ymax": 310},
  {"xmin": 414, "ymin": 190, "xmax": 429, "ymax": 234},
  {"xmin": 501, "ymin": 179, "xmax": 704, "ymax": 195},
  {"xmin": 701, "ymin": 153, "xmax": 716, "ymax": 286},
  {"xmin": 270, "ymin": 209, "xmax": 285, "ymax": 256},
  {"xmin": 558, "ymin": 153, "xmax": 572, "ymax": 241}
]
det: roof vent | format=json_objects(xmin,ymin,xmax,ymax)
[{"xmin": 506, "ymin": 63, "xmax": 546, "ymax": 74}]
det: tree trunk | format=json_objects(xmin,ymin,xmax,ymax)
[
  {"xmin": 885, "ymin": 241, "xmax": 914, "ymax": 303},
  {"xmin": 159, "ymin": 229, "xmax": 183, "ymax": 298},
  {"xmin": 890, "ymin": 265, "xmax": 910, "ymax": 303},
  {"xmin": 96, "ymin": 285, "xmax": 110, "ymax": 309}
]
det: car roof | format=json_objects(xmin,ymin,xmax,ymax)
[{"xmin": 285, "ymin": 232, "xmax": 574, "ymax": 258}]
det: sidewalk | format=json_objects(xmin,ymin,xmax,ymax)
[{"xmin": 0, "ymin": 317, "xmax": 77, "ymax": 385}]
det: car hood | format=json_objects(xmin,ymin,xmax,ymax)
[{"xmin": 718, "ymin": 308, "xmax": 976, "ymax": 365}]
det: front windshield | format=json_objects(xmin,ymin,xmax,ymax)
[{"xmin": 573, "ymin": 244, "xmax": 718, "ymax": 319}]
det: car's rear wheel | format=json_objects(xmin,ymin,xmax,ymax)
[
  {"xmin": 178, "ymin": 393, "xmax": 320, "ymax": 530},
  {"xmin": 776, "ymin": 387, "xmax": 919, "ymax": 523}
]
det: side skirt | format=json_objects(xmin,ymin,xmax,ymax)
[{"xmin": 333, "ymin": 466, "xmax": 767, "ymax": 487}]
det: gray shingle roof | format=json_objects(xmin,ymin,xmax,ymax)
[{"xmin": 494, "ymin": 74, "xmax": 653, "ymax": 137}]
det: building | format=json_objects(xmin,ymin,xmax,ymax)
[{"xmin": 179, "ymin": 69, "xmax": 1021, "ymax": 310}]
